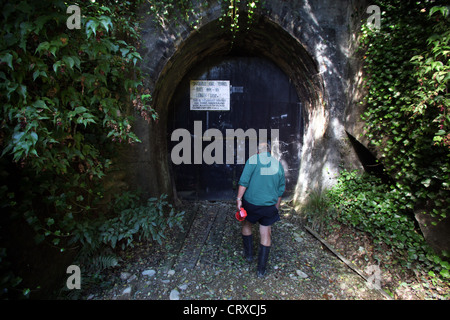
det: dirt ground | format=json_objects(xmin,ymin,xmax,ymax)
[{"xmin": 73, "ymin": 200, "xmax": 448, "ymax": 300}]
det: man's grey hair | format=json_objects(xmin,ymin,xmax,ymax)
[{"xmin": 258, "ymin": 142, "xmax": 271, "ymax": 153}]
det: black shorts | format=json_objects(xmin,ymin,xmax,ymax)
[{"xmin": 242, "ymin": 199, "xmax": 280, "ymax": 226}]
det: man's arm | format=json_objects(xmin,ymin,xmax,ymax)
[
  {"xmin": 236, "ymin": 185, "xmax": 247, "ymax": 210},
  {"xmin": 275, "ymin": 197, "xmax": 282, "ymax": 210},
  {"xmin": 276, "ymin": 162, "xmax": 285, "ymax": 210}
]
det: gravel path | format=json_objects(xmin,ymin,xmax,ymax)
[{"xmin": 78, "ymin": 200, "xmax": 387, "ymax": 300}]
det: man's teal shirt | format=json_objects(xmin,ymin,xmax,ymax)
[{"xmin": 238, "ymin": 152, "xmax": 285, "ymax": 206}]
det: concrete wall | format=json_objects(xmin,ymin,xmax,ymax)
[{"xmin": 119, "ymin": 0, "xmax": 370, "ymax": 205}]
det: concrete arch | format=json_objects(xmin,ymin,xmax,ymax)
[
  {"xmin": 125, "ymin": 0, "xmax": 367, "ymax": 205},
  {"xmin": 152, "ymin": 15, "xmax": 324, "ymax": 118}
]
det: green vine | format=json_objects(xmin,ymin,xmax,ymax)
[
  {"xmin": 145, "ymin": 0, "xmax": 262, "ymax": 37},
  {"xmin": 0, "ymin": 0, "xmax": 163, "ymax": 299},
  {"xmin": 327, "ymin": 0, "xmax": 450, "ymax": 283},
  {"xmin": 219, "ymin": 0, "xmax": 261, "ymax": 37},
  {"xmin": 0, "ymin": 0, "xmax": 265, "ymax": 299},
  {"xmin": 328, "ymin": 170, "xmax": 449, "ymax": 280},
  {"xmin": 360, "ymin": 0, "xmax": 449, "ymax": 221},
  {"xmin": 146, "ymin": 0, "xmax": 201, "ymax": 29}
]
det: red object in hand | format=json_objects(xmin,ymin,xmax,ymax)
[{"xmin": 235, "ymin": 207, "xmax": 247, "ymax": 221}]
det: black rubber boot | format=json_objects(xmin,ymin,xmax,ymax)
[
  {"xmin": 242, "ymin": 234, "xmax": 253, "ymax": 262},
  {"xmin": 257, "ymin": 244, "xmax": 271, "ymax": 278}
]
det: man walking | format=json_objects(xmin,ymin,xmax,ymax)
[{"xmin": 236, "ymin": 142, "xmax": 285, "ymax": 278}]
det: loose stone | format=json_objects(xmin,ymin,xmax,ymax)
[
  {"xmin": 142, "ymin": 269, "xmax": 156, "ymax": 277},
  {"xmin": 170, "ymin": 289, "xmax": 180, "ymax": 300}
]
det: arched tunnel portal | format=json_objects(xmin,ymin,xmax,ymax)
[
  {"xmin": 148, "ymin": 16, "xmax": 325, "ymax": 202},
  {"xmin": 123, "ymin": 0, "xmax": 368, "ymax": 207}
]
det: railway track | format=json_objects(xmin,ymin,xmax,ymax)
[
  {"xmin": 157, "ymin": 200, "xmax": 390, "ymax": 300},
  {"xmin": 76, "ymin": 200, "xmax": 391, "ymax": 300}
]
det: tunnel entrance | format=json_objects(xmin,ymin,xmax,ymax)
[
  {"xmin": 146, "ymin": 15, "xmax": 323, "ymax": 201},
  {"xmin": 168, "ymin": 55, "xmax": 303, "ymax": 200}
]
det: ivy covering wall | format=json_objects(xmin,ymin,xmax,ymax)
[
  {"xmin": 328, "ymin": 0, "xmax": 449, "ymax": 280},
  {"xmin": 0, "ymin": 0, "xmax": 263, "ymax": 300},
  {"xmin": 0, "ymin": 0, "xmax": 174, "ymax": 299},
  {"xmin": 2, "ymin": 0, "xmax": 447, "ymax": 299}
]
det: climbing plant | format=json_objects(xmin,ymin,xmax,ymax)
[
  {"xmin": 0, "ymin": 0, "xmax": 264, "ymax": 299},
  {"xmin": 328, "ymin": 170, "xmax": 450, "ymax": 279},
  {"xmin": 328, "ymin": 0, "xmax": 450, "ymax": 281},
  {"xmin": 0, "ymin": 0, "xmax": 163, "ymax": 298},
  {"xmin": 360, "ymin": 0, "xmax": 449, "ymax": 221},
  {"xmin": 219, "ymin": 0, "xmax": 261, "ymax": 35},
  {"xmin": 146, "ymin": 0, "xmax": 200, "ymax": 28},
  {"xmin": 145, "ymin": 0, "xmax": 262, "ymax": 36}
]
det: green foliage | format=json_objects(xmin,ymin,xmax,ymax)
[
  {"xmin": 0, "ymin": 0, "xmax": 150, "ymax": 229},
  {"xmin": 355, "ymin": 0, "xmax": 450, "ymax": 281},
  {"xmin": 58, "ymin": 192, "xmax": 184, "ymax": 299},
  {"xmin": 352, "ymin": 0, "xmax": 450, "ymax": 282},
  {"xmin": 73, "ymin": 192, "xmax": 184, "ymax": 279},
  {"xmin": 98, "ymin": 193, "xmax": 184, "ymax": 250},
  {"xmin": 0, "ymin": 0, "xmax": 265, "ymax": 299},
  {"xmin": 328, "ymin": 170, "xmax": 450, "ymax": 280},
  {"xmin": 0, "ymin": 0, "xmax": 160, "ymax": 298},
  {"xmin": 303, "ymin": 187, "xmax": 333, "ymax": 233},
  {"xmin": 145, "ymin": 0, "xmax": 263, "ymax": 37},
  {"xmin": 1, "ymin": 1, "xmax": 151, "ymax": 169},
  {"xmin": 0, "ymin": 247, "xmax": 23, "ymax": 297},
  {"xmin": 219, "ymin": 0, "xmax": 261, "ymax": 35},
  {"xmin": 146, "ymin": 0, "xmax": 202, "ymax": 29},
  {"xmin": 360, "ymin": 0, "xmax": 449, "ymax": 222}
]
